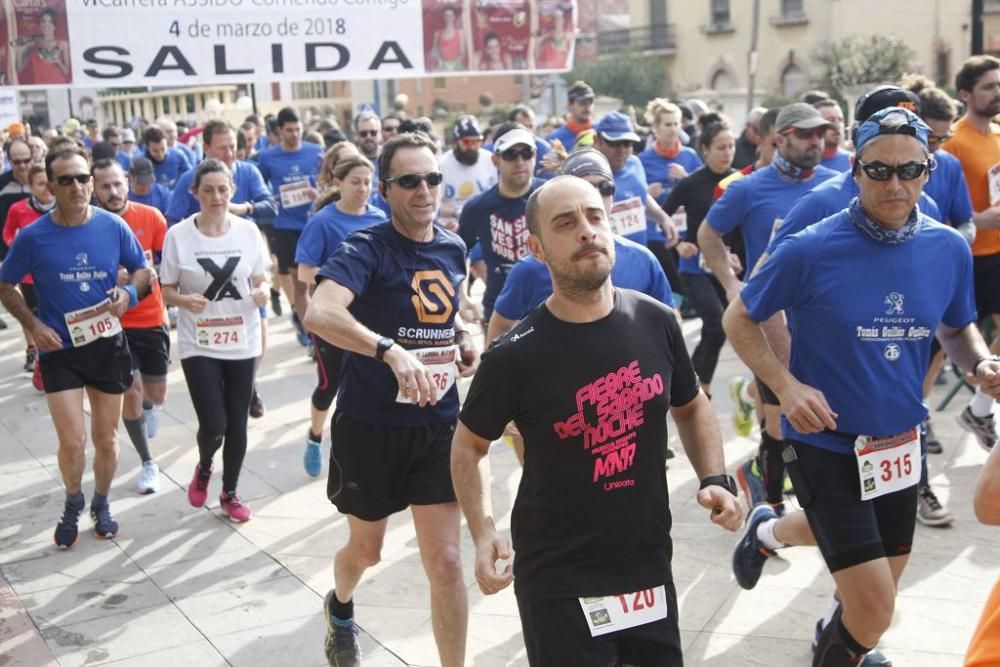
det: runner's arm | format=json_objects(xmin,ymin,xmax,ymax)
[
  {"xmin": 0, "ymin": 281, "xmax": 56, "ymax": 349},
  {"xmin": 644, "ymin": 196, "xmax": 677, "ymax": 246},
  {"xmin": 936, "ymin": 322, "xmax": 1000, "ymax": 401},
  {"xmin": 297, "ymin": 264, "xmax": 320, "ymax": 286},
  {"xmin": 975, "ymin": 443, "xmax": 1000, "ymax": 525},
  {"xmin": 697, "ymin": 221, "xmax": 741, "ymax": 300},
  {"xmin": 486, "ymin": 311, "xmax": 517, "ymax": 344}
]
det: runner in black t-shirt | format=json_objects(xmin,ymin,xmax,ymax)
[{"xmin": 452, "ymin": 175, "xmax": 741, "ymax": 666}]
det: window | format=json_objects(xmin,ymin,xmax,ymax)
[
  {"xmin": 434, "ymin": 77, "xmax": 446, "ymax": 90},
  {"xmin": 711, "ymin": 0, "xmax": 730, "ymax": 25},
  {"xmin": 781, "ymin": 63, "xmax": 808, "ymax": 98},
  {"xmin": 781, "ymin": 0, "xmax": 803, "ymax": 15},
  {"xmin": 711, "ymin": 68, "xmax": 736, "ymax": 91},
  {"xmin": 935, "ymin": 48, "xmax": 951, "ymax": 87},
  {"xmin": 294, "ymin": 82, "xmax": 331, "ymax": 99}
]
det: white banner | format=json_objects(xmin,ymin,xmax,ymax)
[{"xmin": 0, "ymin": 0, "xmax": 575, "ymax": 87}]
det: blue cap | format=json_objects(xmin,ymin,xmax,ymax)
[
  {"xmin": 854, "ymin": 107, "xmax": 930, "ymax": 154},
  {"xmin": 594, "ymin": 112, "xmax": 640, "ymax": 143}
]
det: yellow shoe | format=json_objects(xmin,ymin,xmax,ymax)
[{"xmin": 729, "ymin": 376, "xmax": 755, "ymax": 438}]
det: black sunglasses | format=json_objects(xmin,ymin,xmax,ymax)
[
  {"xmin": 383, "ymin": 172, "xmax": 444, "ymax": 189},
  {"xmin": 604, "ymin": 139, "xmax": 634, "ymax": 149},
  {"xmin": 500, "ymin": 146, "xmax": 536, "ymax": 162},
  {"xmin": 928, "ymin": 132, "xmax": 953, "ymax": 146},
  {"xmin": 857, "ymin": 160, "xmax": 928, "ymax": 182},
  {"xmin": 358, "ymin": 130, "xmax": 379, "ymax": 138},
  {"xmin": 592, "ymin": 179, "xmax": 616, "ymax": 197},
  {"xmin": 56, "ymin": 173, "xmax": 92, "ymax": 186},
  {"xmin": 783, "ymin": 126, "xmax": 827, "ymax": 140}
]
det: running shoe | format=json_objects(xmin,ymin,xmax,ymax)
[
  {"xmin": 249, "ymin": 388, "xmax": 265, "ymax": 419},
  {"xmin": 324, "ymin": 590, "xmax": 361, "ymax": 667},
  {"xmin": 304, "ymin": 432, "xmax": 323, "ymax": 478},
  {"xmin": 53, "ymin": 494, "xmax": 85, "ymax": 549},
  {"xmin": 728, "ymin": 376, "xmax": 755, "ymax": 437},
  {"xmin": 916, "ymin": 485, "xmax": 953, "ymax": 527},
  {"xmin": 167, "ymin": 306, "xmax": 179, "ymax": 329},
  {"xmin": 145, "ymin": 406, "xmax": 160, "ymax": 439},
  {"xmin": 813, "ymin": 611, "xmax": 893, "ymax": 666},
  {"xmin": 957, "ymin": 406, "xmax": 998, "ymax": 452},
  {"xmin": 307, "ymin": 342, "xmax": 316, "ymax": 361},
  {"xmin": 90, "ymin": 502, "xmax": 120, "ymax": 539},
  {"xmin": 291, "ymin": 311, "xmax": 311, "ymax": 347},
  {"xmin": 0, "ymin": 315, "xmax": 7, "ymax": 330},
  {"xmin": 783, "ymin": 472, "xmax": 795, "ymax": 496},
  {"xmin": 188, "ymin": 463, "xmax": 212, "ymax": 507},
  {"xmin": 736, "ymin": 459, "xmax": 767, "ymax": 508},
  {"xmin": 270, "ymin": 288, "xmax": 283, "ymax": 317},
  {"xmin": 135, "ymin": 461, "xmax": 160, "ymax": 495},
  {"xmin": 220, "ymin": 492, "xmax": 253, "ymax": 523},
  {"xmin": 732, "ymin": 504, "xmax": 778, "ymax": 590},
  {"xmin": 32, "ymin": 359, "xmax": 44, "ymax": 392},
  {"xmin": 924, "ymin": 418, "xmax": 942, "ymax": 455},
  {"xmin": 23, "ymin": 346, "xmax": 36, "ymax": 373}
]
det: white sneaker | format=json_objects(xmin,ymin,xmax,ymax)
[{"xmin": 136, "ymin": 461, "xmax": 160, "ymax": 494}]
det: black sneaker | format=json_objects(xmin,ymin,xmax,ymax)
[
  {"xmin": 23, "ymin": 347, "xmax": 36, "ymax": 373},
  {"xmin": 957, "ymin": 406, "xmax": 998, "ymax": 452},
  {"xmin": 54, "ymin": 494, "xmax": 85, "ymax": 548},
  {"xmin": 324, "ymin": 591, "xmax": 361, "ymax": 667},
  {"xmin": 90, "ymin": 503, "xmax": 120, "ymax": 539},
  {"xmin": 924, "ymin": 418, "xmax": 943, "ymax": 455},
  {"xmin": 813, "ymin": 607, "xmax": 893, "ymax": 666},
  {"xmin": 270, "ymin": 289, "xmax": 283, "ymax": 317},
  {"xmin": 249, "ymin": 387, "xmax": 265, "ymax": 419}
]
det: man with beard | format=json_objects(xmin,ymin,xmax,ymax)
[
  {"xmin": 439, "ymin": 115, "xmax": 497, "ymax": 231},
  {"xmin": 91, "ymin": 159, "xmax": 168, "ymax": 494},
  {"xmin": 546, "ymin": 80, "xmax": 595, "ymax": 153},
  {"xmin": 814, "ymin": 99, "xmax": 852, "ymax": 173},
  {"xmin": 142, "ymin": 126, "xmax": 191, "ymax": 191},
  {"xmin": 943, "ymin": 55, "xmax": 1000, "ymax": 451},
  {"xmin": 451, "ymin": 175, "xmax": 740, "ymax": 666}
]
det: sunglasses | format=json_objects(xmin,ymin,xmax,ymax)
[
  {"xmin": 500, "ymin": 146, "xmax": 536, "ymax": 162},
  {"xmin": 358, "ymin": 130, "xmax": 379, "ymax": 138},
  {"xmin": 383, "ymin": 171, "xmax": 444, "ymax": 189},
  {"xmin": 603, "ymin": 139, "xmax": 634, "ymax": 149},
  {"xmin": 857, "ymin": 160, "xmax": 928, "ymax": 181},
  {"xmin": 783, "ymin": 126, "xmax": 827, "ymax": 140},
  {"xmin": 458, "ymin": 138, "xmax": 482, "ymax": 149},
  {"xmin": 592, "ymin": 179, "xmax": 616, "ymax": 197},
  {"xmin": 55, "ymin": 173, "xmax": 92, "ymax": 186},
  {"xmin": 928, "ymin": 132, "xmax": 953, "ymax": 146}
]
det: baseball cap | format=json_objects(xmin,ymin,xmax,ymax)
[
  {"xmin": 128, "ymin": 156, "xmax": 155, "ymax": 185},
  {"xmin": 567, "ymin": 81, "xmax": 595, "ymax": 102},
  {"xmin": 6, "ymin": 121, "xmax": 25, "ymax": 136},
  {"xmin": 86, "ymin": 118, "xmax": 98, "ymax": 128},
  {"xmin": 121, "ymin": 128, "xmax": 136, "ymax": 144},
  {"xmin": 853, "ymin": 85, "xmax": 921, "ymax": 124},
  {"xmin": 560, "ymin": 148, "xmax": 613, "ymax": 181},
  {"xmin": 63, "ymin": 118, "xmax": 81, "ymax": 135},
  {"xmin": 91, "ymin": 142, "xmax": 116, "ymax": 162},
  {"xmin": 854, "ymin": 107, "xmax": 930, "ymax": 154},
  {"xmin": 494, "ymin": 128, "xmax": 535, "ymax": 153},
  {"xmin": 776, "ymin": 103, "xmax": 833, "ymax": 132},
  {"xmin": 594, "ymin": 112, "xmax": 640, "ymax": 143},
  {"xmin": 453, "ymin": 115, "xmax": 482, "ymax": 140}
]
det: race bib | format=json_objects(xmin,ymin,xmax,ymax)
[
  {"xmin": 64, "ymin": 300, "xmax": 122, "ymax": 348},
  {"xmin": 578, "ymin": 585, "xmax": 668, "ymax": 637},
  {"xmin": 195, "ymin": 315, "xmax": 248, "ymax": 351},
  {"xmin": 609, "ymin": 197, "xmax": 645, "ymax": 237},
  {"xmin": 671, "ymin": 206, "xmax": 687, "ymax": 233},
  {"xmin": 854, "ymin": 428, "xmax": 920, "ymax": 501},
  {"xmin": 989, "ymin": 162, "xmax": 1000, "ymax": 207},
  {"xmin": 395, "ymin": 344, "xmax": 459, "ymax": 403},
  {"xmin": 279, "ymin": 181, "xmax": 312, "ymax": 209}
]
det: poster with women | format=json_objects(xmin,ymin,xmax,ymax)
[
  {"xmin": 471, "ymin": 0, "xmax": 532, "ymax": 72},
  {"xmin": 534, "ymin": 0, "xmax": 574, "ymax": 70},
  {"xmin": 6, "ymin": 0, "xmax": 72, "ymax": 85},
  {"xmin": 422, "ymin": 0, "xmax": 468, "ymax": 73}
]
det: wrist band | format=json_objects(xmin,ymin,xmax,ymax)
[
  {"xmin": 123, "ymin": 284, "xmax": 139, "ymax": 309},
  {"xmin": 975, "ymin": 356, "xmax": 1000, "ymax": 375}
]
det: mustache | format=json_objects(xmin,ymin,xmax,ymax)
[{"xmin": 573, "ymin": 243, "xmax": 609, "ymax": 260}]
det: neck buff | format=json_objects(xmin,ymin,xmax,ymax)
[
  {"xmin": 31, "ymin": 196, "xmax": 55, "ymax": 214},
  {"xmin": 654, "ymin": 140, "xmax": 681, "ymax": 158},
  {"xmin": 847, "ymin": 196, "xmax": 921, "ymax": 245},
  {"xmin": 566, "ymin": 116, "xmax": 592, "ymax": 135},
  {"xmin": 772, "ymin": 151, "xmax": 815, "ymax": 182}
]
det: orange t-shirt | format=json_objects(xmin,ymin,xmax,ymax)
[
  {"xmin": 966, "ymin": 577, "xmax": 1000, "ymax": 666},
  {"xmin": 119, "ymin": 202, "xmax": 167, "ymax": 329},
  {"xmin": 941, "ymin": 116, "xmax": 1000, "ymax": 256}
]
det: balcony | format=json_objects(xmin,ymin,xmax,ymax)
[{"xmin": 596, "ymin": 24, "xmax": 678, "ymax": 56}]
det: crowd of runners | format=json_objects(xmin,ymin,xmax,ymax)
[{"xmin": 2, "ymin": 54, "xmax": 1000, "ymax": 667}]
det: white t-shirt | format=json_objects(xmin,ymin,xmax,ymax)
[
  {"xmin": 439, "ymin": 148, "xmax": 498, "ymax": 219},
  {"xmin": 160, "ymin": 214, "xmax": 269, "ymax": 360}
]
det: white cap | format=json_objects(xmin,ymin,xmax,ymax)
[{"xmin": 494, "ymin": 128, "xmax": 536, "ymax": 153}]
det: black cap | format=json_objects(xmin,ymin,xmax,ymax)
[
  {"xmin": 453, "ymin": 115, "xmax": 482, "ymax": 140},
  {"xmin": 853, "ymin": 85, "xmax": 921, "ymax": 124},
  {"xmin": 90, "ymin": 141, "xmax": 116, "ymax": 162},
  {"xmin": 128, "ymin": 156, "xmax": 155, "ymax": 185},
  {"xmin": 567, "ymin": 80, "xmax": 595, "ymax": 102}
]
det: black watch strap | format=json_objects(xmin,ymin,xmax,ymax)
[
  {"xmin": 699, "ymin": 474, "xmax": 738, "ymax": 497},
  {"xmin": 375, "ymin": 337, "xmax": 394, "ymax": 361}
]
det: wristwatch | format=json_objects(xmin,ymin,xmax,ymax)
[
  {"xmin": 375, "ymin": 336, "xmax": 394, "ymax": 361},
  {"xmin": 699, "ymin": 474, "xmax": 738, "ymax": 497}
]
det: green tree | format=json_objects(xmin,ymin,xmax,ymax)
[
  {"xmin": 813, "ymin": 34, "xmax": 918, "ymax": 96},
  {"xmin": 564, "ymin": 51, "xmax": 667, "ymax": 108}
]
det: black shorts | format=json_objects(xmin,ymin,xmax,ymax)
[
  {"xmin": 124, "ymin": 325, "xmax": 171, "ymax": 381},
  {"xmin": 39, "ymin": 333, "xmax": 133, "ymax": 395},
  {"xmin": 271, "ymin": 227, "xmax": 301, "ymax": 275},
  {"xmin": 327, "ymin": 411, "xmax": 457, "ymax": 521},
  {"xmin": 785, "ymin": 438, "xmax": 918, "ymax": 573},
  {"xmin": 20, "ymin": 283, "xmax": 37, "ymax": 313},
  {"xmin": 261, "ymin": 224, "xmax": 279, "ymax": 254},
  {"xmin": 973, "ymin": 253, "xmax": 1000, "ymax": 318},
  {"xmin": 516, "ymin": 582, "xmax": 682, "ymax": 667},
  {"xmin": 753, "ymin": 374, "xmax": 780, "ymax": 406}
]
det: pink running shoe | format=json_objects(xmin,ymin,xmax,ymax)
[
  {"xmin": 187, "ymin": 464, "xmax": 212, "ymax": 507},
  {"xmin": 220, "ymin": 492, "xmax": 252, "ymax": 523}
]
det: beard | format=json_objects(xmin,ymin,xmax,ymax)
[{"xmin": 454, "ymin": 146, "xmax": 480, "ymax": 166}]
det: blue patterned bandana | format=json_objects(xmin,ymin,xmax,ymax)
[
  {"xmin": 848, "ymin": 196, "xmax": 921, "ymax": 244},
  {"xmin": 772, "ymin": 151, "xmax": 815, "ymax": 183}
]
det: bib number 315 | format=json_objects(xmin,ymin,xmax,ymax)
[{"xmin": 855, "ymin": 427, "xmax": 920, "ymax": 501}]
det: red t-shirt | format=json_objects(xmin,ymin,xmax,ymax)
[
  {"xmin": 2, "ymin": 198, "xmax": 44, "ymax": 284},
  {"xmin": 119, "ymin": 202, "xmax": 167, "ymax": 329}
]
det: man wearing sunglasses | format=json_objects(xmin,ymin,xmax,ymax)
[
  {"xmin": 439, "ymin": 115, "xmax": 497, "ymax": 232},
  {"xmin": 724, "ymin": 106, "xmax": 1000, "ymax": 667},
  {"xmin": 0, "ymin": 145, "xmax": 152, "ymax": 548},
  {"xmin": 353, "ymin": 110, "xmax": 382, "ymax": 162},
  {"xmin": 305, "ymin": 132, "xmax": 476, "ymax": 667},
  {"xmin": 942, "ymin": 55, "xmax": 1000, "ymax": 452},
  {"xmin": 457, "ymin": 124, "xmax": 542, "ymax": 324}
]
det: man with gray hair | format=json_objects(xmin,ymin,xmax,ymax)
[{"xmin": 733, "ymin": 106, "xmax": 766, "ymax": 170}]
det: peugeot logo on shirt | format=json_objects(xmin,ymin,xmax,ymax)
[{"xmin": 884, "ymin": 292, "xmax": 905, "ymax": 315}]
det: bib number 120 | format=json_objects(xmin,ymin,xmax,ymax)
[{"xmin": 617, "ymin": 589, "xmax": 656, "ymax": 614}]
